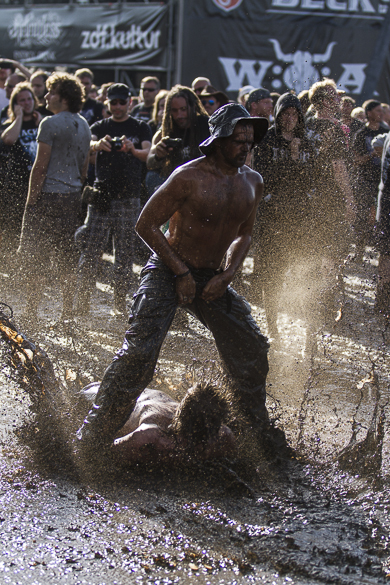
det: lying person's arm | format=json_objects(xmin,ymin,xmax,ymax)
[{"xmin": 112, "ymin": 423, "xmax": 176, "ymax": 463}]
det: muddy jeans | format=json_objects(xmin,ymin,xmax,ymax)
[
  {"xmin": 77, "ymin": 255, "xmax": 270, "ymax": 446},
  {"xmin": 76, "ymin": 198, "xmax": 140, "ymax": 307}
]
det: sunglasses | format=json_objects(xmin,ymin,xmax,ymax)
[
  {"xmin": 142, "ymin": 87, "xmax": 157, "ymax": 92},
  {"xmin": 202, "ymin": 99, "xmax": 216, "ymax": 106},
  {"xmin": 110, "ymin": 99, "xmax": 127, "ymax": 106}
]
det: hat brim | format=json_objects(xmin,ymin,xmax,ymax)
[
  {"xmin": 108, "ymin": 94, "xmax": 129, "ymax": 101},
  {"xmin": 199, "ymin": 116, "xmax": 268, "ymax": 154},
  {"xmin": 201, "ymin": 91, "xmax": 229, "ymax": 104}
]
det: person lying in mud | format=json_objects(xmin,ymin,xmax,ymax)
[
  {"xmin": 82, "ymin": 381, "xmax": 236, "ymax": 464},
  {"xmin": 77, "ymin": 103, "xmax": 293, "ymax": 461}
]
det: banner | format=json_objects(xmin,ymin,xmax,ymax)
[
  {"xmin": 0, "ymin": 4, "xmax": 169, "ymax": 69},
  {"xmin": 180, "ymin": 0, "xmax": 390, "ymax": 103}
]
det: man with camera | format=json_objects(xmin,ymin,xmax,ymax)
[
  {"xmin": 146, "ymin": 85, "xmax": 210, "ymax": 181},
  {"xmin": 75, "ymin": 83, "xmax": 152, "ymax": 316}
]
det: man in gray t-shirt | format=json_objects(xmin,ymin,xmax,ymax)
[{"xmin": 19, "ymin": 73, "xmax": 91, "ymax": 321}]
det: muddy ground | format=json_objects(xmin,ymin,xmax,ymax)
[{"xmin": 0, "ymin": 249, "xmax": 390, "ymax": 585}]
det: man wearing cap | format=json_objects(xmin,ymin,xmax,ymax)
[
  {"xmin": 191, "ymin": 76, "xmax": 211, "ymax": 96},
  {"xmin": 245, "ymin": 88, "xmax": 274, "ymax": 120},
  {"xmin": 199, "ymin": 85, "xmax": 229, "ymax": 116},
  {"xmin": 76, "ymin": 103, "xmax": 293, "ymax": 461},
  {"xmin": 75, "ymin": 83, "xmax": 152, "ymax": 316}
]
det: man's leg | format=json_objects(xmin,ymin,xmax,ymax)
[
  {"xmin": 189, "ymin": 286, "xmax": 270, "ymax": 427},
  {"xmin": 112, "ymin": 198, "xmax": 141, "ymax": 314},
  {"xmin": 75, "ymin": 204, "xmax": 112, "ymax": 315},
  {"xmin": 76, "ymin": 256, "xmax": 178, "ymax": 449}
]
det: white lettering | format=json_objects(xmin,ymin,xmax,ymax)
[
  {"xmin": 337, "ymin": 63, "xmax": 367, "ymax": 93},
  {"xmin": 218, "ymin": 57, "xmax": 273, "ymax": 91},
  {"xmin": 348, "ymin": 0, "xmax": 375, "ymax": 11},
  {"xmin": 8, "ymin": 12, "xmax": 62, "ymax": 47},
  {"xmin": 327, "ymin": 0, "xmax": 347, "ymax": 9},
  {"xmin": 271, "ymin": 0, "xmax": 378, "ymax": 12},
  {"xmin": 272, "ymin": 0, "xmax": 299, "ymax": 6},
  {"xmin": 79, "ymin": 23, "xmax": 162, "ymax": 52},
  {"xmin": 80, "ymin": 31, "xmax": 90, "ymax": 49},
  {"xmin": 301, "ymin": 0, "xmax": 324, "ymax": 8}
]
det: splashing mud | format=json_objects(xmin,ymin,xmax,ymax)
[{"xmin": 1, "ymin": 252, "xmax": 390, "ymax": 584}]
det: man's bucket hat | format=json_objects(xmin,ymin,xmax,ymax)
[{"xmin": 199, "ymin": 103, "xmax": 268, "ymax": 153}]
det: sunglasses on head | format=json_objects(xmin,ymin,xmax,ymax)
[
  {"xmin": 202, "ymin": 99, "xmax": 216, "ymax": 106},
  {"xmin": 110, "ymin": 99, "xmax": 127, "ymax": 106}
]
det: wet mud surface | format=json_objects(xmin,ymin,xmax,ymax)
[{"xmin": 1, "ymin": 250, "xmax": 390, "ymax": 584}]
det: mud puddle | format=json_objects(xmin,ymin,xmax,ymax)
[{"xmin": 0, "ymin": 252, "xmax": 390, "ymax": 584}]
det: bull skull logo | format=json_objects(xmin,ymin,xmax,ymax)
[{"xmin": 269, "ymin": 39, "xmax": 337, "ymax": 93}]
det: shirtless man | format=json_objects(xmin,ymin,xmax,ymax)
[
  {"xmin": 76, "ymin": 104, "xmax": 290, "ymax": 459},
  {"xmin": 82, "ymin": 382, "xmax": 235, "ymax": 463}
]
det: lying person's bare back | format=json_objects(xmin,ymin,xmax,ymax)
[{"xmin": 81, "ymin": 383, "xmax": 235, "ymax": 464}]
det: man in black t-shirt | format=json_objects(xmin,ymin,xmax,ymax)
[
  {"xmin": 76, "ymin": 83, "xmax": 152, "ymax": 317},
  {"xmin": 131, "ymin": 76, "xmax": 160, "ymax": 123}
]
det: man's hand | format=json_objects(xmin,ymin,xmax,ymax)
[
  {"xmin": 120, "ymin": 134, "xmax": 134, "ymax": 154},
  {"xmin": 176, "ymin": 273, "xmax": 196, "ymax": 305},
  {"xmin": 200, "ymin": 273, "xmax": 230, "ymax": 303},
  {"xmin": 155, "ymin": 137, "xmax": 171, "ymax": 160},
  {"xmin": 92, "ymin": 135, "xmax": 112, "ymax": 152}
]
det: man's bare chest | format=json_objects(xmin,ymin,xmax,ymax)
[{"xmin": 188, "ymin": 182, "xmax": 255, "ymax": 226}]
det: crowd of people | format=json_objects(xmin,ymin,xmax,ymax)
[
  {"xmin": 1, "ymin": 60, "xmax": 389, "ymax": 328},
  {"xmin": 1, "ymin": 56, "xmax": 390, "ymax": 461}
]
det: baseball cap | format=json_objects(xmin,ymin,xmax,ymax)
[
  {"xmin": 107, "ymin": 83, "xmax": 130, "ymax": 101},
  {"xmin": 246, "ymin": 87, "xmax": 271, "ymax": 109},
  {"xmin": 238, "ymin": 85, "xmax": 255, "ymax": 100},
  {"xmin": 199, "ymin": 103, "xmax": 268, "ymax": 153}
]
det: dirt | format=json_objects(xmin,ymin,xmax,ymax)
[{"xmin": 0, "ymin": 249, "xmax": 390, "ymax": 585}]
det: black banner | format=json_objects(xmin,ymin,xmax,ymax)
[
  {"xmin": 180, "ymin": 0, "xmax": 390, "ymax": 103},
  {"xmin": 0, "ymin": 4, "xmax": 169, "ymax": 69}
]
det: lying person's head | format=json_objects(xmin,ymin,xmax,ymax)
[{"xmin": 169, "ymin": 382, "xmax": 230, "ymax": 453}]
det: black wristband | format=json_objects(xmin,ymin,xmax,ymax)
[{"xmin": 175, "ymin": 269, "xmax": 190, "ymax": 278}]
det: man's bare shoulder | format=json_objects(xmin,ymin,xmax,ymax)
[{"xmin": 241, "ymin": 163, "xmax": 264, "ymax": 184}]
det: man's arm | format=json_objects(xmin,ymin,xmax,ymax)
[
  {"xmin": 201, "ymin": 176, "xmax": 263, "ymax": 302},
  {"xmin": 112, "ymin": 423, "xmax": 175, "ymax": 463},
  {"xmin": 136, "ymin": 171, "xmax": 192, "ymax": 275},
  {"xmin": 136, "ymin": 169, "xmax": 197, "ymax": 304},
  {"xmin": 146, "ymin": 130, "xmax": 176, "ymax": 170},
  {"xmin": 8, "ymin": 59, "xmax": 31, "ymax": 80},
  {"xmin": 25, "ymin": 141, "xmax": 51, "ymax": 206},
  {"xmin": 121, "ymin": 136, "xmax": 151, "ymax": 162}
]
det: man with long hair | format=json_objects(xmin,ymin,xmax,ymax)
[
  {"xmin": 18, "ymin": 73, "xmax": 91, "ymax": 321},
  {"xmin": 81, "ymin": 382, "xmax": 236, "ymax": 463},
  {"xmin": 77, "ymin": 103, "xmax": 293, "ymax": 462},
  {"xmin": 146, "ymin": 84, "xmax": 210, "ymax": 179}
]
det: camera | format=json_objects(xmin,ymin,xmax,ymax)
[
  {"xmin": 164, "ymin": 138, "xmax": 183, "ymax": 150},
  {"xmin": 111, "ymin": 137, "xmax": 123, "ymax": 151}
]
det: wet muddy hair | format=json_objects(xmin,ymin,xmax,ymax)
[
  {"xmin": 46, "ymin": 72, "xmax": 85, "ymax": 113},
  {"xmin": 169, "ymin": 382, "xmax": 230, "ymax": 452}
]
